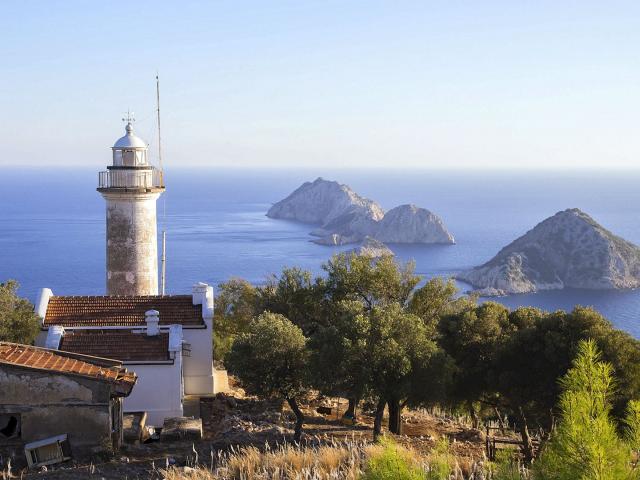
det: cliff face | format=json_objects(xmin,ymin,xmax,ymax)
[
  {"xmin": 458, "ymin": 208, "xmax": 640, "ymax": 295},
  {"xmin": 267, "ymin": 178, "xmax": 454, "ymax": 246}
]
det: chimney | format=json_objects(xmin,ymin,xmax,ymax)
[
  {"xmin": 192, "ymin": 282, "xmax": 208, "ymax": 306},
  {"xmin": 192, "ymin": 282, "xmax": 214, "ymax": 320},
  {"xmin": 45, "ymin": 325, "xmax": 65, "ymax": 350},
  {"xmin": 145, "ymin": 309, "xmax": 160, "ymax": 336},
  {"xmin": 35, "ymin": 288, "xmax": 53, "ymax": 326}
]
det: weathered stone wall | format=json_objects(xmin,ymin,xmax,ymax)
[
  {"xmin": 0, "ymin": 366, "xmax": 115, "ymax": 467},
  {"xmin": 101, "ymin": 191, "xmax": 161, "ymax": 296}
]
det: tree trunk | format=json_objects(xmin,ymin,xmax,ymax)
[
  {"xmin": 343, "ymin": 397, "xmax": 358, "ymax": 422},
  {"xmin": 468, "ymin": 401, "xmax": 479, "ymax": 429},
  {"xmin": 387, "ymin": 399, "xmax": 403, "ymax": 435},
  {"xmin": 373, "ymin": 398, "xmax": 386, "ymax": 441},
  {"xmin": 518, "ymin": 407, "xmax": 534, "ymax": 463},
  {"xmin": 287, "ymin": 397, "xmax": 304, "ymax": 443}
]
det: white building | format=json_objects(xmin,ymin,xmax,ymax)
[
  {"xmin": 34, "ymin": 283, "xmax": 216, "ymax": 425},
  {"xmin": 33, "ymin": 119, "xmax": 225, "ymax": 426}
]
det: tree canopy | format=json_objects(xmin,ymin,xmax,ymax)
[
  {"xmin": 534, "ymin": 340, "xmax": 638, "ymax": 480},
  {"xmin": 0, "ymin": 280, "xmax": 40, "ymax": 345},
  {"xmin": 225, "ymin": 311, "xmax": 310, "ymax": 440},
  {"xmin": 220, "ymin": 252, "xmax": 640, "ymax": 446}
]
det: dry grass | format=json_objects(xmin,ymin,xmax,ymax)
[
  {"xmin": 162, "ymin": 440, "xmax": 366, "ymax": 480},
  {"xmin": 160, "ymin": 437, "xmax": 505, "ymax": 480}
]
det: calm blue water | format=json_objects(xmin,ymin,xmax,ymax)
[{"xmin": 2, "ymin": 168, "xmax": 640, "ymax": 337}]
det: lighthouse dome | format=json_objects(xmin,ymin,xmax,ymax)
[{"xmin": 113, "ymin": 123, "xmax": 147, "ymax": 149}]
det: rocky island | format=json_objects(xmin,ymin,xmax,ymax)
[
  {"xmin": 352, "ymin": 236, "xmax": 395, "ymax": 258},
  {"xmin": 267, "ymin": 178, "xmax": 455, "ymax": 246},
  {"xmin": 458, "ymin": 208, "xmax": 640, "ymax": 295}
]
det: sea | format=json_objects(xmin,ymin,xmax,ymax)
[{"xmin": 2, "ymin": 167, "xmax": 640, "ymax": 337}]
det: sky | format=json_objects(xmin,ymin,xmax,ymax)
[{"xmin": 1, "ymin": 1, "xmax": 640, "ymax": 169}]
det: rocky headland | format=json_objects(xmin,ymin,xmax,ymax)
[
  {"xmin": 267, "ymin": 178, "xmax": 455, "ymax": 246},
  {"xmin": 457, "ymin": 208, "xmax": 640, "ymax": 295}
]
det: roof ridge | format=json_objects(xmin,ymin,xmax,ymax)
[
  {"xmin": 44, "ymin": 296, "xmax": 204, "ymax": 328},
  {"xmin": 0, "ymin": 342, "xmax": 136, "ymax": 395},
  {"xmin": 50, "ymin": 294, "xmax": 192, "ymax": 299}
]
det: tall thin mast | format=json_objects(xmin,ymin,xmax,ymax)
[
  {"xmin": 157, "ymin": 74, "xmax": 167, "ymax": 295},
  {"xmin": 156, "ymin": 74, "xmax": 163, "ymax": 170},
  {"xmin": 161, "ymin": 230, "xmax": 166, "ymax": 295}
]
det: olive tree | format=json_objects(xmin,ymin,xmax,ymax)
[
  {"xmin": 308, "ymin": 300, "xmax": 370, "ymax": 422},
  {"xmin": 213, "ymin": 278, "xmax": 260, "ymax": 362},
  {"xmin": 226, "ymin": 312, "xmax": 310, "ymax": 441},
  {"xmin": 323, "ymin": 253, "xmax": 421, "ymax": 310},
  {"xmin": 365, "ymin": 303, "xmax": 450, "ymax": 438},
  {"xmin": 256, "ymin": 267, "xmax": 327, "ymax": 336},
  {"xmin": 0, "ymin": 280, "xmax": 40, "ymax": 344}
]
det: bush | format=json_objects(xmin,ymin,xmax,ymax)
[
  {"xmin": 363, "ymin": 437, "xmax": 425, "ymax": 480},
  {"xmin": 425, "ymin": 438, "xmax": 456, "ymax": 480},
  {"xmin": 490, "ymin": 451, "xmax": 528, "ymax": 480}
]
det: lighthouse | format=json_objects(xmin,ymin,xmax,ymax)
[{"xmin": 97, "ymin": 114, "xmax": 165, "ymax": 295}]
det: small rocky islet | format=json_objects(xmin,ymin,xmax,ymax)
[
  {"xmin": 458, "ymin": 208, "xmax": 640, "ymax": 296},
  {"xmin": 267, "ymin": 177, "xmax": 455, "ymax": 247}
]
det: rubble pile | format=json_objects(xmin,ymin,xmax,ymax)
[{"xmin": 200, "ymin": 393, "xmax": 289, "ymax": 445}]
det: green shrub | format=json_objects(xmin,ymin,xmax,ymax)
[
  {"xmin": 363, "ymin": 437, "xmax": 425, "ymax": 480},
  {"xmin": 425, "ymin": 438, "xmax": 455, "ymax": 480},
  {"xmin": 490, "ymin": 451, "xmax": 526, "ymax": 480}
]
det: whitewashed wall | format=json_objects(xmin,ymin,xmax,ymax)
[
  {"xmin": 183, "ymin": 283, "xmax": 215, "ymax": 395},
  {"xmin": 123, "ymin": 357, "xmax": 183, "ymax": 426}
]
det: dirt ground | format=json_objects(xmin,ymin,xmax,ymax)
[{"xmin": 13, "ymin": 389, "xmax": 497, "ymax": 479}]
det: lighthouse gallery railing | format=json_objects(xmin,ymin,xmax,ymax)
[{"xmin": 98, "ymin": 168, "xmax": 164, "ymax": 189}]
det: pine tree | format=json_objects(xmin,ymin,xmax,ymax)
[{"xmin": 534, "ymin": 340, "xmax": 635, "ymax": 480}]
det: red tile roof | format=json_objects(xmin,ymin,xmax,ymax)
[
  {"xmin": 43, "ymin": 295, "xmax": 204, "ymax": 328},
  {"xmin": 0, "ymin": 342, "xmax": 136, "ymax": 396},
  {"xmin": 59, "ymin": 330, "xmax": 170, "ymax": 362}
]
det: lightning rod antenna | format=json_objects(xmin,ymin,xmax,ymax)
[{"xmin": 157, "ymin": 74, "xmax": 167, "ymax": 295}]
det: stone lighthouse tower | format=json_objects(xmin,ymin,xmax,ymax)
[{"xmin": 97, "ymin": 115, "xmax": 165, "ymax": 295}]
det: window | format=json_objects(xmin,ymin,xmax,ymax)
[
  {"xmin": 24, "ymin": 434, "xmax": 72, "ymax": 468},
  {"xmin": 0, "ymin": 414, "xmax": 20, "ymax": 440}
]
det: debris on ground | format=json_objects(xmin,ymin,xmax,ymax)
[{"xmin": 160, "ymin": 417, "xmax": 203, "ymax": 442}]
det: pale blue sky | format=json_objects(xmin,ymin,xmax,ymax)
[{"xmin": 2, "ymin": 1, "xmax": 639, "ymax": 169}]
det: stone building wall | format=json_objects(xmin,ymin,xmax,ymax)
[{"xmin": 0, "ymin": 366, "xmax": 116, "ymax": 468}]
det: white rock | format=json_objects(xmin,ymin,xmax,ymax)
[
  {"xmin": 457, "ymin": 208, "xmax": 640, "ymax": 294},
  {"xmin": 268, "ymin": 179, "xmax": 454, "ymax": 246},
  {"xmin": 374, "ymin": 204, "xmax": 454, "ymax": 244},
  {"xmin": 267, "ymin": 177, "xmax": 384, "ymax": 226}
]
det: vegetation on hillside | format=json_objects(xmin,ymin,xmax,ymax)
[
  {"xmin": 162, "ymin": 339, "xmax": 640, "ymax": 479},
  {"xmin": 0, "ymin": 280, "xmax": 40, "ymax": 344},
  {"xmin": 161, "ymin": 436, "xmax": 491, "ymax": 480},
  {"xmin": 215, "ymin": 252, "xmax": 640, "ymax": 471}
]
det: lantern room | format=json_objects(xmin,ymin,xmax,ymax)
[{"xmin": 112, "ymin": 120, "xmax": 149, "ymax": 167}]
